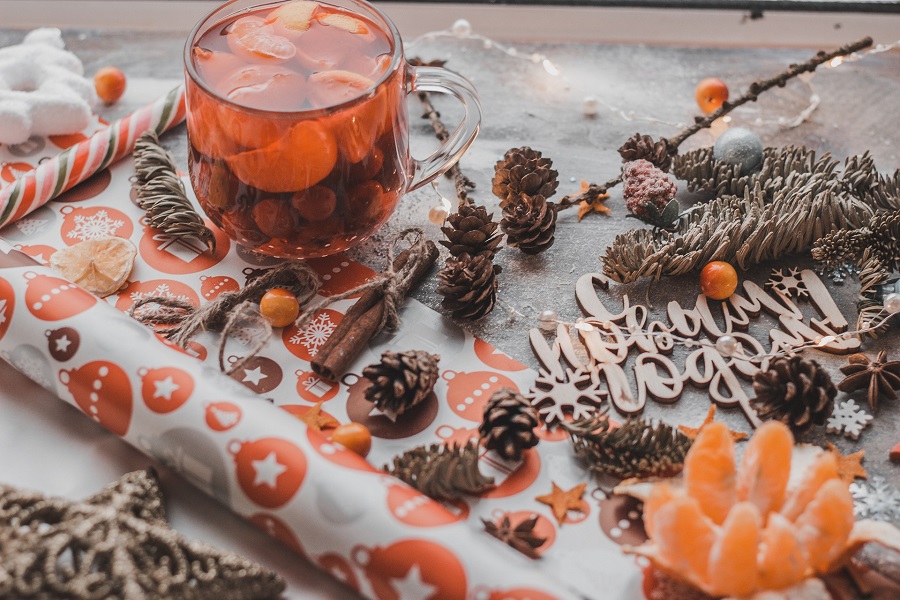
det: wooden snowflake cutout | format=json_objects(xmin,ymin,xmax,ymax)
[
  {"xmin": 528, "ymin": 366, "xmax": 605, "ymax": 426},
  {"xmin": 766, "ymin": 267, "xmax": 809, "ymax": 299},
  {"xmin": 826, "ymin": 398, "xmax": 873, "ymax": 440}
]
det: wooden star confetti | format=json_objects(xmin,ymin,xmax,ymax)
[
  {"xmin": 576, "ymin": 180, "xmax": 611, "ymax": 221},
  {"xmin": 0, "ymin": 470, "xmax": 284, "ymax": 599},
  {"xmin": 535, "ymin": 482, "xmax": 587, "ymax": 524},
  {"xmin": 678, "ymin": 405, "xmax": 748, "ymax": 442},
  {"xmin": 825, "ymin": 442, "xmax": 868, "ymax": 484},
  {"xmin": 297, "ymin": 400, "xmax": 339, "ymax": 432}
]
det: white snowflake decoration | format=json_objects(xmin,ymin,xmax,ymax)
[
  {"xmin": 130, "ymin": 284, "xmax": 191, "ymax": 318},
  {"xmin": 850, "ymin": 476, "xmax": 900, "ymax": 522},
  {"xmin": 528, "ymin": 367, "xmax": 606, "ymax": 425},
  {"xmin": 289, "ymin": 312, "xmax": 336, "ymax": 357},
  {"xmin": 766, "ymin": 267, "xmax": 809, "ymax": 299},
  {"xmin": 66, "ymin": 209, "xmax": 124, "ymax": 241},
  {"xmin": 826, "ymin": 399, "xmax": 873, "ymax": 440}
]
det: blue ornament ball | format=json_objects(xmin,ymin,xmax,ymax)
[{"xmin": 713, "ymin": 127, "xmax": 764, "ymax": 175}]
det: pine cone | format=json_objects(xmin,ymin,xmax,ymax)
[
  {"xmin": 618, "ymin": 133, "xmax": 672, "ymax": 172},
  {"xmin": 479, "ymin": 388, "xmax": 539, "ymax": 461},
  {"xmin": 501, "ymin": 194, "xmax": 557, "ymax": 254},
  {"xmin": 492, "ymin": 147, "xmax": 559, "ymax": 207},
  {"xmin": 386, "ymin": 440, "xmax": 494, "ymax": 500},
  {"xmin": 750, "ymin": 356, "xmax": 837, "ymax": 433},
  {"xmin": 439, "ymin": 204, "xmax": 502, "ymax": 259},
  {"xmin": 436, "ymin": 253, "xmax": 498, "ymax": 320},
  {"xmin": 622, "ymin": 159, "xmax": 677, "ymax": 219},
  {"xmin": 363, "ymin": 350, "xmax": 440, "ymax": 419}
]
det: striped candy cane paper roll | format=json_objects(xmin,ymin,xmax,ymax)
[{"xmin": 0, "ymin": 85, "xmax": 185, "ymax": 229}]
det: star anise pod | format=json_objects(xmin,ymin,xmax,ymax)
[
  {"xmin": 838, "ymin": 351, "xmax": 900, "ymax": 413},
  {"xmin": 482, "ymin": 513, "xmax": 546, "ymax": 559}
]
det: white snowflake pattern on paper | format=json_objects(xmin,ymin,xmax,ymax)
[
  {"xmin": 66, "ymin": 209, "xmax": 124, "ymax": 241},
  {"xmin": 826, "ymin": 399, "xmax": 873, "ymax": 440},
  {"xmin": 289, "ymin": 312, "xmax": 336, "ymax": 357},
  {"xmin": 130, "ymin": 284, "xmax": 191, "ymax": 318},
  {"xmin": 850, "ymin": 476, "xmax": 900, "ymax": 522}
]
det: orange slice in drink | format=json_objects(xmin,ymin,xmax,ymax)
[
  {"xmin": 193, "ymin": 48, "xmax": 245, "ymax": 84},
  {"xmin": 223, "ymin": 67, "xmax": 307, "ymax": 112},
  {"xmin": 225, "ymin": 120, "xmax": 337, "ymax": 193},
  {"xmin": 683, "ymin": 421, "xmax": 737, "ymax": 525},
  {"xmin": 267, "ymin": 1, "xmax": 319, "ymax": 33},
  {"xmin": 314, "ymin": 12, "xmax": 369, "ymax": 35},
  {"xmin": 707, "ymin": 502, "xmax": 761, "ymax": 597},
  {"xmin": 49, "ymin": 237, "xmax": 137, "ymax": 298},
  {"xmin": 736, "ymin": 421, "xmax": 793, "ymax": 516},
  {"xmin": 227, "ymin": 16, "xmax": 295, "ymax": 63},
  {"xmin": 794, "ymin": 479, "xmax": 855, "ymax": 573},
  {"xmin": 309, "ymin": 70, "xmax": 384, "ymax": 163},
  {"xmin": 758, "ymin": 513, "xmax": 810, "ymax": 590},
  {"xmin": 186, "ymin": 85, "xmax": 231, "ymax": 159}
]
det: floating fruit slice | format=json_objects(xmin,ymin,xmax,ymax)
[
  {"xmin": 221, "ymin": 66, "xmax": 307, "ymax": 112},
  {"xmin": 308, "ymin": 69, "xmax": 374, "ymax": 106},
  {"xmin": 314, "ymin": 12, "xmax": 369, "ymax": 35},
  {"xmin": 794, "ymin": 479, "xmax": 855, "ymax": 573},
  {"xmin": 49, "ymin": 236, "xmax": 137, "ymax": 298},
  {"xmin": 225, "ymin": 120, "xmax": 337, "ymax": 193},
  {"xmin": 757, "ymin": 513, "xmax": 810, "ymax": 591},
  {"xmin": 707, "ymin": 502, "xmax": 760, "ymax": 597},
  {"xmin": 650, "ymin": 495, "xmax": 716, "ymax": 588},
  {"xmin": 736, "ymin": 421, "xmax": 793, "ymax": 516},
  {"xmin": 227, "ymin": 16, "xmax": 295, "ymax": 63},
  {"xmin": 309, "ymin": 70, "xmax": 384, "ymax": 163},
  {"xmin": 780, "ymin": 451, "xmax": 839, "ymax": 521},
  {"xmin": 192, "ymin": 47, "xmax": 245, "ymax": 85},
  {"xmin": 267, "ymin": 1, "xmax": 319, "ymax": 32},
  {"xmin": 683, "ymin": 421, "xmax": 737, "ymax": 525}
]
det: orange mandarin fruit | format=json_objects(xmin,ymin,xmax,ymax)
[
  {"xmin": 259, "ymin": 288, "xmax": 300, "ymax": 327},
  {"xmin": 699, "ymin": 261, "xmax": 738, "ymax": 300},
  {"xmin": 331, "ymin": 422, "xmax": 372, "ymax": 457},
  {"xmin": 695, "ymin": 77, "xmax": 729, "ymax": 114},
  {"xmin": 94, "ymin": 66, "xmax": 127, "ymax": 105}
]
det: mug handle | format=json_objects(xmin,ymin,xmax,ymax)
[{"xmin": 406, "ymin": 65, "xmax": 482, "ymax": 192}]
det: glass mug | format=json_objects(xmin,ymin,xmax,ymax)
[{"xmin": 184, "ymin": 0, "xmax": 481, "ymax": 258}]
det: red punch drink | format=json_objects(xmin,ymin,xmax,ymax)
[{"xmin": 185, "ymin": 0, "xmax": 482, "ymax": 258}]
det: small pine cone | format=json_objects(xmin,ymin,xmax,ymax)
[
  {"xmin": 436, "ymin": 253, "xmax": 499, "ymax": 320},
  {"xmin": 618, "ymin": 133, "xmax": 672, "ymax": 172},
  {"xmin": 622, "ymin": 159, "xmax": 677, "ymax": 218},
  {"xmin": 439, "ymin": 204, "xmax": 502, "ymax": 259},
  {"xmin": 492, "ymin": 147, "xmax": 559, "ymax": 207},
  {"xmin": 501, "ymin": 194, "xmax": 557, "ymax": 255},
  {"xmin": 363, "ymin": 350, "xmax": 440, "ymax": 418},
  {"xmin": 750, "ymin": 356, "xmax": 837, "ymax": 433},
  {"xmin": 479, "ymin": 388, "xmax": 539, "ymax": 461}
]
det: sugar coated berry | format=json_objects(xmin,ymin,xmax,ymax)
[
  {"xmin": 330, "ymin": 422, "xmax": 372, "ymax": 457},
  {"xmin": 695, "ymin": 77, "xmax": 729, "ymax": 114},
  {"xmin": 94, "ymin": 66, "xmax": 127, "ymax": 105},
  {"xmin": 259, "ymin": 288, "xmax": 300, "ymax": 327},
  {"xmin": 700, "ymin": 261, "xmax": 739, "ymax": 300}
]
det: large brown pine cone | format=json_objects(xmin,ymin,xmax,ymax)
[
  {"xmin": 439, "ymin": 204, "xmax": 502, "ymax": 259},
  {"xmin": 501, "ymin": 194, "xmax": 557, "ymax": 254},
  {"xmin": 479, "ymin": 388, "xmax": 539, "ymax": 461},
  {"xmin": 363, "ymin": 350, "xmax": 440, "ymax": 419},
  {"xmin": 492, "ymin": 147, "xmax": 559, "ymax": 207},
  {"xmin": 750, "ymin": 356, "xmax": 837, "ymax": 433},
  {"xmin": 618, "ymin": 133, "xmax": 673, "ymax": 171},
  {"xmin": 436, "ymin": 253, "xmax": 499, "ymax": 320}
]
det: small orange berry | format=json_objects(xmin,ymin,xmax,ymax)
[
  {"xmin": 94, "ymin": 66, "xmax": 127, "ymax": 105},
  {"xmin": 700, "ymin": 261, "xmax": 739, "ymax": 300},
  {"xmin": 330, "ymin": 422, "xmax": 372, "ymax": 457},
  {"xmin": 695, "ymin": 77, "xmax": 729, "ymax": 114},
  {"xmin": 259, "ymin": 288, "xmax": 300, "ymax": 327}
]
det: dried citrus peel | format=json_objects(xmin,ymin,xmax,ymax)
[{"xmin": 49, "ymin": 236, "xmax": 136, "ymax": 297}]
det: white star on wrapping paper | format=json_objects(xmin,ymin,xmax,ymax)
[
  {"xmin": 152, "ymin": 376, "xmax": 180, "ymax": 401},
  {"xmin": 54, "ymin": 335, "xmax": 72, "ymax": 353},
  {"xmin": 389, "ymin": 565, "xmax": 438, "ymax": 600},
  {"xmin": 242, "ymin": 367, "xmax": 268, "ymax": 386},
  {"xmin": 252, "ymin": 452, "xmax": 287, "ymax": 488}
]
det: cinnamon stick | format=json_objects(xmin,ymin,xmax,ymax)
[{"xmin": 311, "ymin": 240, "xmax": 439, "ymax": 380}]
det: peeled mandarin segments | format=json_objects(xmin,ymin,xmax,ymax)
[
  {"xmin": 186, "ymin": 88, "xmax": 230, "ymax": 159},
  {"xmin": 651, "ymin": 495, "xmax": 717, "ymax": 586},
  {"xmin": 49, "ymin": 237, "xmax": 137, "ymax": 298},
  {"xmin": 315, "ymin": 12, "xmax": 369, "ymax": 35},
  {"xmin": 640, "ymin": 483, "xmax": 678, "ymax": 538},
  {"xmin": 758, "ymin": 513, "xmax": 810, "ymax": 591},
  {"xmin": 794, "ymin": 479, "xmax": 855, "ymax": 573},
  {"xmin": 266, "ymin": 1, "xmax": 319, "ymax": 33},
  {"xmin": 225, "ymin": 70, "xmax": 307, "ymax": 112},
  {"xmin": 225, "ymin": 120, "xmax": 337, "ymax": 193},
  {"xmin": 308, "ymin": 69, "xmax": 375, "ymax": 106},
  {"xmin": 683, "ymin": 421, "xmax": 737, "ymax": 525},
  {"xmin": 707, "ymin": 502, "xmax": 761, "ymax": 597},
  {"xmin": 193, "ymin": 48, "xmax": 245, "ymax": 85},
  {"xmin": 780, "ymin": 452, "xmax": 839, "ymax": 521},
  {"xmin": 227, "ymin": 17, "xmax": 295, "ymax": 63},
  {"xmin": 737, "ymin": 421, "xmax": 793, "ymax": 516},
  {"xmin": 309, "ymin": 71, "xmax": 384, "ymax": 163}
]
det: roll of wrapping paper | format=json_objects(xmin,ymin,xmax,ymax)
[
  {"xmin": 0, "ymin": 85, "xmax": 186, "ymax": 228},
  {"xmin": 0, "ymin": 241, "xmax": 578, "ymax": 600}
]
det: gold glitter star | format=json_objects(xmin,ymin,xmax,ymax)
[
  {"xmin": 535, "ymin": 482, "xmax": 587, "ymax": 525},
  {"xmin": 825, "ymin": 442, "xmax": 868, "ymax": 484},
  {"xmin": 678, "ymin": 405, "xmax": 748, "ymax": 442},
  {"xmin": 576, "ymin": 180, "xmax": 611, "ymax": 221}
]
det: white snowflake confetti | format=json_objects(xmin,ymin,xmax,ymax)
[
  {"xmin": 66, "ymin": 209, "xmax": 124, "ymax": 241},
  {"xmin": 826, "ymin": 398, "xmax": 873, "ymax": 440},
  {"xmin": 766, "ymin": 267, "xmax": 809, "ymax": 299},
  {"xmin": 850, "ymin": 476, "xmax": 900, "ymax": 522},
  {"xmin": 289, "ymin": 312, "xmax": 336, "ymax": 357},
  {"xmin": 130, "ymin": 284, "xmax": 191, "ymax": 318}
]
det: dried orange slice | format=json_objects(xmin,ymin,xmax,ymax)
[
  {"xmin": 707, "ymin": 502, "xmax": 760, "ymax": 597},
  {"xmin": 683, "ymin": 421, "xmax": 737, "ymax": 525},
  {"xmin": 267, "ymin": 1, "xmax": 319, "ymax": 32},
  {"xmin": 736, "ymin": 420, "xmax": 793, "ymax": 516},
  {"xmin": 49, "ymin": 237, "xmax": 136, "ymax": 298}
]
